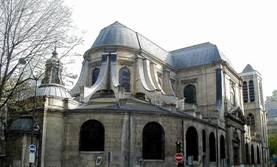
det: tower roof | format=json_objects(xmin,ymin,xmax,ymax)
[{"xmin": 242, "ymin": 64, "xmax": 255, "ymax": 73}]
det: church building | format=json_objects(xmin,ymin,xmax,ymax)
[{"xmin": 2, "ymin": 22, "xmax": 269, "ymax": 167}]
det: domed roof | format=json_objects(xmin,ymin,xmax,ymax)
[
  {"xmin": 36, "ymin": 84, "xmax": 71, "ymax": 99},
  {"xmin": 92, "ymin": 21, "xmax": 140, "ymax": 50}
]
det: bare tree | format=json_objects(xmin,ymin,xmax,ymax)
[{"xmin": 0, "ymin": 0, "xmax": 81, "ymax": 112}]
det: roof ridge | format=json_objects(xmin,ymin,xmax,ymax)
[{"xmin": 170, "ymin": 42, "xmax": 214, "ymax": 53}]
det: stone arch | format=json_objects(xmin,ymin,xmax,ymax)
[
  {"xmin": 186, "ymin": 126, "xmax": 198, "ymax": 161},
  {"xmin": 79, "ymin": 119, "xmax": 104, "ymax": 151},
  {"xmin": 142, "ymin": 122, "xmax": 165, "ymax": 159}
]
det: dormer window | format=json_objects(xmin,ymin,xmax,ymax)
[
  {"xmin": 119, "ymin": 66, "xmax": 130, "ymax": 92},
  {"xmin": 91, "ymin": 68, "xmax": 100, "ymax": 85}
]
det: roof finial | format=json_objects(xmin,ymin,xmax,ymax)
[{"xmin": 52, "ymin": 41, "xmax": 58, "ymax": 58}]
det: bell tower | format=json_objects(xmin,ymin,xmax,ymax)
[{"xmin": 240, "ymin": 64, "xmax": 268, "ymax": 164}]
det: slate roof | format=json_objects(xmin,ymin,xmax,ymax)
[
  {"xmin": 242, "ymin": 64, "xmax": 255, "ymax": 73},
  {"xmin": 91, "ymin": 21, "xmax": 232, "ymax": 70},
  {"xmin": 170, "ymin": 42, "xmax": 232, "ymax": 69}
]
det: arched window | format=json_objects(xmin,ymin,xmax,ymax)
[
  {"xmin": 249, "ymin": 80, "xmax": 255, "ymax": 102},
  {"xmin": 186, "ymin": 127, "xmax": 198, "ymax": 161},
  {"xmin": 245, "ymin": 143, "xmax": 250, "ymax": 164},
  {"xmin": 79, "ymin": 120, "xmax": 104, "ymax": 151},
  {"xmin": 119, "ymin": 67, "xmax": 130, "ymax": 92},
  {"xmin": 251, "ymin": 144, "xmax": 254, "ymax": 164},
  {"xmin": 257, "ymin": 146, "xmax": 260, "ymax": 164},
  {"xmin": 209, "ymin": 132, "xmax": 216, "ymax": 162},
  {"xmin": 202, "ymin": 130, "xmax": 206, "ymax": 153},
  {"xmin": 246, "ymin": 113, "xmax": 255, "ymax": 129},
  {"xmin": 220, "ymin": 135, "xmax": 225, "ymax": 159},
  {"xmin": 243, "ymin": 81, "xmax": 248, "ymax": 103},
  {"xmin": 184, "ymin": 84, "xmax": 196, "ymax": 104},
  {"xmin": 92, "ymin": 68, "xmax": 100, "ymax": 85},
  {"xmin": 143, "ymin": 122, "xmax": 165, "ymax": 159}
]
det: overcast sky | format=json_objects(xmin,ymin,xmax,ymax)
[{"xmin": 65, "ymin": 0, "xmax": 277, "ymax": 97}]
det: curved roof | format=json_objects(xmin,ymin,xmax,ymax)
[
  {"xmin": 92, "ymin": 21, "xmax": 140, "ymax": 50},
  {"xmin": 36, "ymin": 84, "xmax": 71, "ymax": 99},
  {"xmin": 91, "ymin": 21, "xmax": 172, "ymax": 65},
  {"xmin": 90, "ymin": 21, "xmax": 233, "ymax": 70}
]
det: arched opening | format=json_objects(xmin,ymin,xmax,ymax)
[
  {"xmin": 243, "ymin": 81, "xmax": 248, "ymax": 103},
  {"xmin": 91, "ymin": 68, "xmax": 100, "ymax": 85},
  {"xmin": 209, "ymin": 132, "xmax": 216, "ymax": 162},
  {"xmin": 143, "ymin": 122, "xmax": 165, "ymax": 159},
  {"xmin": 257, "ymin": 146, "xmax": 260, "ymax": 164},
  {"xmin": 183, "ymin": 84, "xmax": 196, "ymax": 104},
  {"xmin": 245, "ymin": 143, "xmax": 250, "ymax": 164},
  {"xmin": 186, "ymin": 126, "xmax": 198, "ymax": 161},
  {"xmin": 249, "ymin": 80, "xmax": 255, "ymax": 102},
  {"xmin": 119, "ymin": 67, "xmax": 130, "ymax": 92},
  {"xmin": 220, "ymin": 135, "xmax": 225, "ymax": 159},
  {"xmin": 79, "ymin": 120, "xmax": 104, "ymax": 151},
  {"xmin": 251, "ymin": 144, "xmax": 255, "ymax": 164},
  {"xmin": 202, "ymin": 130, "xmax": 206, "ymax": 153}
]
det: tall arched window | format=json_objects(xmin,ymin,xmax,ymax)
[
  {"xmin": 186, "ymin": 127, "xmax": 198, "ymax": 161},
  {"xmin": 209, "ymin": 132, "xmax": 216, "ymax": 162},
  {"xmin": 79, "ymin": 120, "xmax": 104, "ymax": 151},
  {"xmin": 251, "ymin": 144, "xmax": 255, "ymax": 164},
  {"xmin": 119, "ymin": 67, "xmax": 130, "ymax": 92},
  {"xmin": 257, "ymin": 146, "xmax": 260, "ymax": 164},
  {"xmin": 246, "ymin": 113, "xmax": 255, "ymax": 129},
  {"xmin": 243, "ymin": 81, "xmax": 249, "ymax": 103},
  {"xmin": 220, "ymin": 135, "xmax": 225, "ymax": 159},
  {"xmin": 249, "ymin": 80, "xmax": 255, "ymax": 102},
  {"xmin": 92, "ymin": 68, "xmax": 100, "ymax": 85},
  {"xmin": 143, "ymin": 122, "xmax": 165, "ymax": 159},
  {"xmin": 245, "ymin": 143, "xmax": 250, "ymax": 164},
  {"xmin": 184, "ymin": 84, "xmax": 196, "ymax": 104},
  {"xmin": 202, "ymin": 130, "xmax": 206, "ymax": 153}
]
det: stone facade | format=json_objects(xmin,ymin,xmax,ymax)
[{"xmin": 2, "ymin": 22, "xmax": 269, "ymax": 167}]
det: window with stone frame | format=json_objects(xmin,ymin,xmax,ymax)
[
  {"xmin": 249, "ymin": 80, "xmax": 255, "ymax": 102},
  {"xmin": 243, "ymin": 81, "xmax": 248, "ymax": 103},
  {"xmin": 119, "ymin": 66, "xmax": 130, "ymax": 92},
  {"xmin": 91, "ymin": 67, "xmax": 100, "ymax": 85},
  {"xmin": 142, "ymin": 122, "xmax": 165, "ymax": 160},
  {"xmin": 183, "ymin": 84, "xmax": 196, "ymax": 104},
  {"xmin": 79, "ymin": 120, "xmax": 104, "ymax": 151},
  {"xmin": 246, "ymin": 113, "xmax": 255, "ymax": 129}
]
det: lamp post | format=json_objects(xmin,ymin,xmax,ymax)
[{"xmin": 29, "ymin": 73, "xmax": 43, "ymax": 167}]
